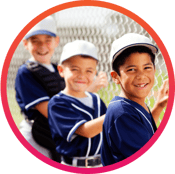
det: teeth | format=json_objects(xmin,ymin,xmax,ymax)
[
  {"xmin": 136, "ymin": 84, "xmax": 147, "ymax": 87},
  {"xmin": 38, "ymin": 52, "xmax": 48, "ymax": 55}
]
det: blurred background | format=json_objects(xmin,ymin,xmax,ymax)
[{"xmin": 7, "ymin": 6, "xmax": 167, "ymax": 128}]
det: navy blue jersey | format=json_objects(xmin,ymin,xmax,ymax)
[
  {"xmin": 101, "ymin": 96, "xmax": 157, "ymax": 166},
  {"xmin": 15, "ymin": 62, "xmax": 58, "ymax": 120},
  {"xmin": 48, "ymin": 92, "xmax": 107, "ymax": 157}
]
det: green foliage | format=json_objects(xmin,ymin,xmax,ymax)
[{"xmin": 7, "ymin": 89, "xmax": 23, "ymax": 129}]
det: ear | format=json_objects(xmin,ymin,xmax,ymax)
[
  {"xmin": 57, "ymin": 65, "xmax": 64, "ymax": 77},
  {"xmin": 111, "ymin": 71, "xmax": 120, "ymax": 84},
  {"xmin": 54, "ymin": 36, "xmax": 59, "ymax": 48},
  {"xmin": 22, "ymin": 39, "xmax": 29, "ymax": 50}
]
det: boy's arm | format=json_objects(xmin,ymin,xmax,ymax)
[
  {"xmin": 86, "ymin": 71, "xmax": 108, "ymax": 93},
  {"xmin": 75, "ymin": 114, "xmax": 105, "ymax": 138},
  {"xmin": 35, "ymin": 101, "xmax": 49, "ymax": 118},
  {"xmin": 151, "ymin": 79, "xmax": 169, "ymax": 124},
  {"xmin": 15, "ymin": 67, "xmax": 50, "ymax": 120}
]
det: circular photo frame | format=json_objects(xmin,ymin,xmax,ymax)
[{"xmin": 1, "ymin": 1, "xmax": 174, "ymax": 174}]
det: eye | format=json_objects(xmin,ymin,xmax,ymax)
[
  {"xmin": 87, "ymin": 70, "xmax": 93, "ymax": 73},
  {"xmin": 127, "ymin": 68, "xmax": 135, "ymax": 72},
  {"xmin": 144, "ymin": 66, "xmax": 153, "ymax": 70},
  {"xmin": 71, "ymin": 69, "xmax": 78, "ymax": 71}
]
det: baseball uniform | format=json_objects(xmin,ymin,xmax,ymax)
[
  {"xmin": 48, "ymin": 91, "xmax": 107, "ymax": 158},
  {"xmin": 15, "ymin": 60, "xmax": 64, "ymax": 159},
  {"xmin": 101, "ymin": 96, "xmax": 157, "ymax": 166}
]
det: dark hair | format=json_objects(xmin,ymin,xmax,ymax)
[{"xmin": 112, "ymin": 46, "xmax": 155, "ymax": 76}]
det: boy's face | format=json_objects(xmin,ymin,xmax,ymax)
[
  {"xmin": 23, "ymin": 34, "xmax": 59, "ymax": 64},
  {"xmin": 58, "ymin": 56, "xmax": 97, "ymax": 97},
  {"xmin": 111, "ymin": 52, "xmax": 155, "ymax": 103}
]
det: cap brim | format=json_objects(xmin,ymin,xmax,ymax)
[
  {"xmin": 25, "ymin": 30, "xmax": 56, "ymax": 39},
  {"xmin": 112, "ymin": 43, "xmax": 158, "ymax": 63},
  {"xmin": 61, "ymin": 54, "xmax": 98, "ymax": 64}
]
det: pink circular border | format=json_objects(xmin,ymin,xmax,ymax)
[{"xmin": 1, "ymin": 1, "xmax": 175, "ymax": 174}]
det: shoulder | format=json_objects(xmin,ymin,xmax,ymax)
[
  {"xmin": 49, "ymin": 92, "xmax": 72, "ymax": 106},
  {"xmin": 16, "ymin": 63, "xmax": 33, "ymax": 81},
  {"xmin": 48, "ymin": 93, "xmax": 83, "ymax": 118},
  {"xmin": 17, "ymin": 62, "xmax": 32, "ymax": 76},
  {"xmin": 107, "ymin": 96, "xmax": 138, "ymax": 117},
  {"xmin": 107, "ymin": 97, "xmax": 124, "ymax": 111},
  {"xmin": 17, "ymin": 63, "xmax": 28, "ymax": 73},
  {"xmin": 49, "ymin": 92, "xmax": 64, "ymax": 101}
]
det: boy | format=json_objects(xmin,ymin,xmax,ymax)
[
  {"xmin": 15, "ymin": 16, "xmax": 108, "ymax": 162},
  {"xmin": 101, "ymin": 33, "xmax": 168, "ymax": 166},
  {"xmin": 15, "ymin": 16, "xmax": 61, "ymax": 161},
  {"xmin": 48, "ymin": 40, "xmax": 107, "ymax": 167}
]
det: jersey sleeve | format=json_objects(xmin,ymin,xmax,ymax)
[
  {"xmin": 109, "ymin": 112, "xmax": 152, "ymax": 158},
  {"xmin": 15, "ymin": 66, "xmax": 50, "ymax": 111},
  {"xmin": 48, "ymin": 98, "xmax": 87, "ymax": 142}
]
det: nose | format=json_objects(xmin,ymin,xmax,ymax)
[
  {"xmin": 37, "ymin": 41, "xmax": 47, "ymax": 51},
  {"xmin": 136, "ymin": 70, "xmax": 146, "ymax": 80},
  {"xmin": 78, "ymin": 71, "xmax": 86, "ymax": 78}
]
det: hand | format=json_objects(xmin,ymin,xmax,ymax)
[
  {"xmin": 151, "ymin": 79, "xmax": 169, "ymax": 124},
  {"xmin": 156, "ymin": 79, "xmax": 169, "ymax": 108},
  {"xmin": 87, "ymin": 71, "xmax": 109, "ymax": 93}
]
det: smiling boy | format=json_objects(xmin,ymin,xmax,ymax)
[
  {"xmin": 113, "ymin": 47, "xmax": 155, "ymax": 110},
  {"xmin": 48, "ymin": 40, "xmax": 107, "ymax": 167},
  {"xmin": 23, "ymin": 34, "xmax": 59, "ymax": 64},
  {"xmin": 101, "ymin": 33, "xmax": 166, "ymax": 166},
  {"xmin": 15, "ymin": 16, "xmax": 64, "ymax": 161}
]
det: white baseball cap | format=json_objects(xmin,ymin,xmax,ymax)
[
  {"xmin": 25, "ymin": 16, "xmax": 57, "ymax": 39},
  {"xmin": 110, "ymin": 33, "xmax": 158, "ymax": 64},
  {"xmin": 60, "ymin": 40, "xmax": 98, "ymax": 64}
]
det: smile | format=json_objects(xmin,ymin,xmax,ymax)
[
  {"xmin": 135, "ymin": 83, "xmax": 148, "ymax": 88},
  {"xmin": 76, "ymin": 81, "xmax": 86, "ymax": 84},
  {"xmin": 37, "ymin": 52, "xmax": 48, "ymax": 56}
]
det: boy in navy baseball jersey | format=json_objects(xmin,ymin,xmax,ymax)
[
  {"xmin": 15, "ymin": 16, "xmax": 108, "ymax": 162},
  {"xmin": 101, "ymin": 33, "xmax": 169, "ymax": 166},
  {"xmin": 48, "ymin": 40, "xmax": 107, "ymax": 167},
  {"xmin": 15, "ymin": 16, "xmax": 61, "ymax": 161}
]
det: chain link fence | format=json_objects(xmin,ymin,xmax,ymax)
[{"xmin": 7, "ymin": 6, "xmax": 167, "ymax": 127}]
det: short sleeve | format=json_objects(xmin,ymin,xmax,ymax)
[
  {"xmin": 109, "ymin": 113, "xmax": 152, "ymax": 158},
  {"xmin": 48, "ymin": 98, "xmax": 87, "ymax": 142},
  {"xmin": 15, "ymin": 66, "xmax": 49, "ymax": 111}
]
